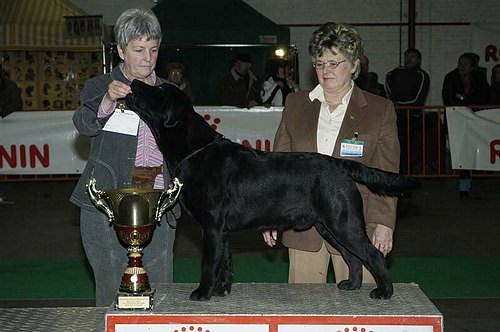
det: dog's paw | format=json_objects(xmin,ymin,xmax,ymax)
[
  {"xmin": 337, "ymin": 279, "xmax": 362, "ymax": 291},
  {"xmin": 213, "ymin": 288, "xmax": 228, "ymax": 297},
  {"xmin": 189, "ymin": 287, "xmax": 213, "ymax": 301},
  {"xmin": 213, "ymin": 282, "xmax": 231, "ymax": 297},
  {"xmin": 369, "ymin": 286, "xmax": 393, "ymax": 300}
]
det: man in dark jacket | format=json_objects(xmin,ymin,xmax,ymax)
[
  {"xmin": 385, "ymin": 48, "xmax": 430, "ymax": 174},
  {"xmin": 0, "ymin": 67, "xmax": 22, "ymax": 118},
  {"xmin": 0, "ymin": 66, "xmax": 22, "ymax": 203},
  {"xmin": 216, "ymin": 53, "xmax": 262, "ymax": 108}
]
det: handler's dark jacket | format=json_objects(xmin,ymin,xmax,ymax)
[
  {"xmin": 274, "ymin": 85, "xmax": 400, "ymax": 254},
  {"xmin": 69, "ymin": 64, "xmax": 180, "ymax": 223}
]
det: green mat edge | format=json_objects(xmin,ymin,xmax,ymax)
[{"xmin": 1, "ymin": 256, "xmax": 499, "ymax": 300}]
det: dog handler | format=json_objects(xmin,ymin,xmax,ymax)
[
  {"xmin": 70, "ymin": 8, "xmax": 180, "ymax": 307},
  {"xmin": 263, "ymin": 22, "xmax": 400, "ymax": 284}
]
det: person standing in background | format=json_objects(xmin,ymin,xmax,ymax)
[
  {"xmin": 166, "ymin": 62, "xmax": 194, "ymax": 102},
  {"xmin": 442, "ymin": 52, "xmax": 489, "ymax": 199},
  {"xmin": 487, "ymin": 64, "xmax": 500, "ymax": 105},
  {"xmin": 0, "ymin": 66, "xmax": 22, "ymax": 204},
  {"xmin": 261, "ymin": 58, "xmax": 299, "ymax": 106},
  {"xmin": 0, "ymin": 65, "xmax": 22, "ymax": 118},
  {"xmin": 216, "ymin": 53, "xmax": 262, "ymax": 108},
  {"xmin": 385, "ymin": 48, "xmax": 430, "ymax": 174},
  {"xmin": 70, "ymin": 8, "xmax": 180, "ymax": 306},
  {"xmin": 354, "ymin": 55, "xmax": 386, "ymax": 97},
  {"xmin": 263, "ymin": 22, "xmax": 400, "ymax": 286}
]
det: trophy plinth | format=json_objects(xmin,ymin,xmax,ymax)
[{"xmin": 87, "ymin": 178, "xmax": 182, "ymax": 310}]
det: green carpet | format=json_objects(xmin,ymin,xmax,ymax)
[{"xmin": 1, "ymin": 256, "xmax": 499, "ymax": 300}]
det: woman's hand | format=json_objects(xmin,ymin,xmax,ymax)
[
  {"xmin": 107, "ymin": 80, "xmax": 132, "ymax": 102},
  {"xmin": 371, "ymin": 224, "xmax": 393, "ymax": 256},
  {"xmin": 262, "ymin": 229, "xmax": 278, "ymax": 247},
  {"xmin": 102, "ymin": 80, "xmax": 132, "ymax": 113}
]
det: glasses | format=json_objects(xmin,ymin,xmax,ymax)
[{"xmin": 313, "ymin": 59, "xmax": 347, "ymax": 70}]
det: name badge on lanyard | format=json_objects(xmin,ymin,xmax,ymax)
[{"xmin": 340, "ymin": 132, "xmax": 364, "ymax": 157}]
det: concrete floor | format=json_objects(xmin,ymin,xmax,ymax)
[{"xmin": 1, "ymin": 177, "xmax": 499, "ymax": 331}]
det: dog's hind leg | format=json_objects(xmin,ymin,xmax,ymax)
[
  {"xmin": 360, "ymin": 244, "xmax": 394, "ymax": 300},
  {"xmin": 316, "ymin": 221, "xmax": 393, "ymax": 299},
  {"xmin": 314, "ymin": 222, "xmax": 363, "ymax": 290},
  {"xmin": 190, "ymin": 228, "xmax": 229, "ymax": 301}
]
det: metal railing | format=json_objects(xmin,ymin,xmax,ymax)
[{"xmin": 396, "ymin": 105, "xmax": 499, "ymax": 178}]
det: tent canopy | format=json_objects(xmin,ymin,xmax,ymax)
[
  {"xmin": 0, "ymin": 0, "xmax": 102, "ymax": 51},
  {"xmin": 152, "ymin": 0, "xmax": 289, "ymax": 46}
]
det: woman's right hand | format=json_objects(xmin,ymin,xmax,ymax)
[
  {"xmin": 101, "ymin": 80, "xmax": 132, "ymax": 113},
  {"xmin": 107, "ymin": 80, "xmax": 132, "ymax": 102},
  {"xmin": 262, "ymin": 229, "xmax": 278, "ymax": 247}
]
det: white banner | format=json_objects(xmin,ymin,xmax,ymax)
[
  {"xmin": 0, "ymin": 107, "xmax": 283, "ymax": 175},
  {"xmin": 446, "ymin": 107, "xmax": 500, "ymax": 171}
]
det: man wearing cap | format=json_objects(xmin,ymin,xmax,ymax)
[{"xmin": 217, "ymin": 53, "xmax": 262, "ymax": 108}]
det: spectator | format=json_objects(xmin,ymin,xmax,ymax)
[
  {"xmin": 0, "ymin": 66, "xmax": 22, "ymax": 118},
  {"xmin": 0, "ymin": 66, "xmax": 22, "ymax": 204},
  {"xmin": 385, "ymin": 48, "xmax": 430, "ymax": 174},
  {"xmin": 166, "ymin": 62, "xmax": 194, "ymax": 102},
  {"xmin": 69, "ymin": 8, "xmax": 180, "ymax": 306},
  {"xmin": 261, "ymin": 58, "xmax": 299, "ymax": 106},
  {"xmin": 354, "ymin": 55, "xmax": 386, "ymax": 97},
  {"xmin": 216, "ymin": 53, "xmax": 261, "ymax": 108},
  {"xmin": 442, "ymin": 53, "xmax": 489, "ymax": 107},
  {"xmin": 467, "ymin": 52, "xmax": 488, "ymax": 82},
  {"xmin": 262, "ymin": 22, "xmax": 400, "ymax": 286},
  {"xmin": 442, "ymin": 52, "xmax": 490, "ymax": 199},
  {"xmin": 488, "ymin": 64, "xmax": 500, "ymax": 105}
]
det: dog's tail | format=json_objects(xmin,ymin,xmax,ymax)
[{"xmin": 338, "ymin": 159, "xmax": 421, "ymax": 196}]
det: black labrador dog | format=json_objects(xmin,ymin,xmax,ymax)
[{"xmin": 126, "ymin": 80, "xmax": 419, "ymax": 301}]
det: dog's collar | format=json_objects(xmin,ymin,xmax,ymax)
[{"xmin": 173, "ymin": 134, "xmax": 224, "ymax": 175}]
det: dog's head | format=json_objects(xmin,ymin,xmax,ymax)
[
  {"xmin": 126, "ymin": 80, "xmax": 192, "ymax": 137},
  {"xmin": 126, "ymin": 79, "xmax": 220, "ymax": 163}
]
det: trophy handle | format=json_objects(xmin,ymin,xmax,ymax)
[
  {"xmin": 87, "ymin": 178, "xmax": 115, "ymax": 224},
  {"xmin": 155, "ymin": 177, "xmax": 183, "ymax": 225}
]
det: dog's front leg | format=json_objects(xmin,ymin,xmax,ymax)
[
  {"xmin": 214, "ymin": 236, "xmax": 233, "ymax": 296},
  {"xmin": 190, "ymin": 228, "xmax": 228, "ymax": 301}
]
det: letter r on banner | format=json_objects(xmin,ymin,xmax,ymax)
[{"xmin": 491, "ymin": 139, "xmax": 500, "ymax": 164}]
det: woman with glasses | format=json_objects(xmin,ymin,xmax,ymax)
[{"xmin": 263, "ymin": 22, "xmax": 400, "ymax": 288}]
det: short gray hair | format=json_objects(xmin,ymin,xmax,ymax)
[
  {"xmin": 114, "ymin": 8, "xmax": 162, "ymax": 49},
  {"xmin": 309, "ymin": 22, "xmax": 364, "ymax": 79}
]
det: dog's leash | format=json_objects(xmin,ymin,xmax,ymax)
[
  {"xmin": 171, "ymin": 134, "xmax": 225, "ymax": 177},
  {"xmin": 163, "ymin": 134, "xmax": 224, "ymax": 229}
]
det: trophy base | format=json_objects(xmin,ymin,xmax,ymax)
[{"xmin": 115, "ymin": 289, "xmax": 155, "ymax": 310}]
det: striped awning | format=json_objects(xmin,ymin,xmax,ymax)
[{"xmin": 0, "ymin": 0, "xmax": 102, "ymax": 51}]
